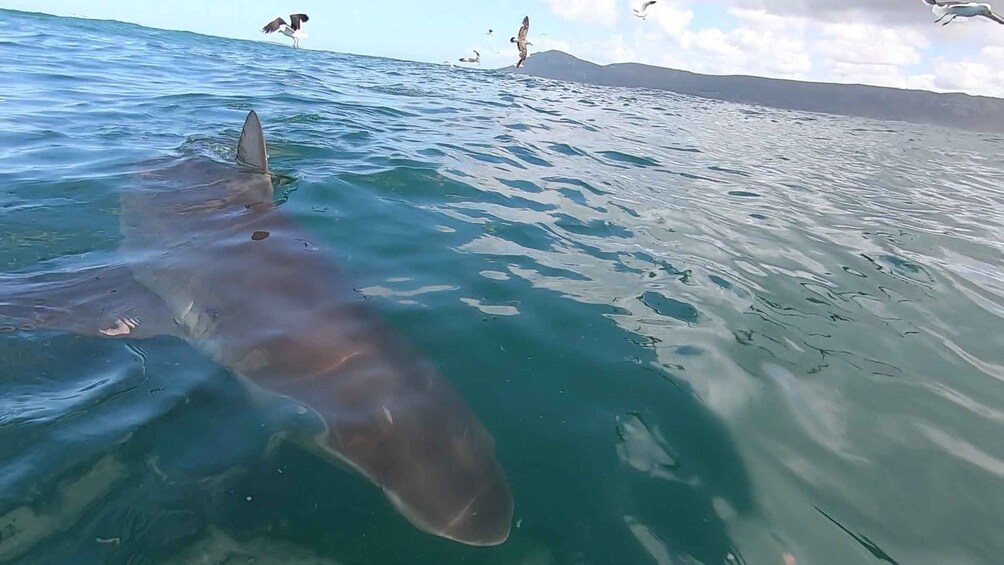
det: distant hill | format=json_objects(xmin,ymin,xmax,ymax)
[{"xmin": 508, "ymin": 51, "xmax": 1004, "ymax": 134}]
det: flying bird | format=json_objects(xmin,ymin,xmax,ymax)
[
  {"xmin": 511, "ymin": 16, "xmax": 530, "ymax": 69},
  {"xmin": 487, "ymin": 29, "xmax": 494, "ymax": 36},
  {"xmin": 261, "ymin": 13, "xmax": 310, "ymax": 48},
  {"xmin": 633, "ymin": 1, "xmax": 658, "ymax": 19},
  {"xmin": 921, "ymin": 1, "xmax": 1004, "ymax": 25},
  {"xmin": 459, "ymin": 50, "xmax": 481, "ymax": 64}
]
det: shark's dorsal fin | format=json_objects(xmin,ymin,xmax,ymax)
[{"xmin": 237, "ymin": 110, "xmax": 269, "ymax": 173}]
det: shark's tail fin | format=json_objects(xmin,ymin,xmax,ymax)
[{"xmin": 237, "ymin": 110, "xmax": 269, "ymax": 173}]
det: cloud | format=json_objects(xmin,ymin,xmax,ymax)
[
  {"xmin": 578, "ymin": 4, "xmax": 813, "ymax": 79},
  {"xmin": 535, "ymin": 0, "xmax": 1004, "ymax": 97},
  {"xmin": 542, "ymin": 0, "xmax": 620, "ymax": 26},
  {"xmin": 930, "ymin": 46, "xmax": 1004, "ymax": 97},
  {"xmin": 647, "ymin": 0, "xmax": 695, "ymax": 41},
  {"xmin": 815, "ymin": 24, "xmax": 926, "ymax": 66},
  {"xmin": 733, "ymin": 0, "xmax": 934, "ymax": 24}
]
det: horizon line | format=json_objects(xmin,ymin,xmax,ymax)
[{"xmin": 2, "ymin": 7, "xmax": 996, "ymax": 101}]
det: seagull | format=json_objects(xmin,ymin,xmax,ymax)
[
  {"xmin": 511, "ymin": 16, "xmax": 530, "ymax": 69},
  {"xmin": 633, "ymin": 1, "xmax": 658, "ymax": 19},
  {"xmin": 261, "ymin": 13, "xmax": 310, "ymax": 48},
  {"xmin": 459, "ymin": 50, "xmax": 481, "ymax": 64},
  {"xmin": 922, "ymin": 1, "xmax": 1004, "ymax": 25},
  {"xmin": 487, "ymin": 29, "xmax": 494, "ymax": 36}
]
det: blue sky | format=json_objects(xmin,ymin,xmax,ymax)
[{"xmin": 6, "ymin": 0, "xmax": 1004, "ymax": 97}]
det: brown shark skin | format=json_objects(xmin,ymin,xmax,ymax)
[{"xmin": 111, "ymin": 139, "xmax": 513, "ymax": 543}]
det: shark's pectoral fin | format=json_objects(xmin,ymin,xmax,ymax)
[{"xmin": 0, "ymin": 263, "xmax": 183, "ymax": 339}]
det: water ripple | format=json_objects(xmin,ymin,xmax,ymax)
[{"xmin": 1, "ymin": 7, "xmax": 1003, "ymax": 565}]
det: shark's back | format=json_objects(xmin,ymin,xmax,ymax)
[
  {"xmin": 1, "ymin": 111, "xmax": 513, "ymax": 547},
  {"xmin": 117, "ymin": 111, "xmax": 514, "ymax": 546}
]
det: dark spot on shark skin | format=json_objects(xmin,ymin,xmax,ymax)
[
  {"xmin": 295, "ymin": 238, "xmax": 318, "ymax": 252},
  {"xmin": 251, "ymin": 230, "xmax": 270, "ymax": 241},
  {"xmin": 245, "ymin": 201, "xmax": 272, "ymax": 213}
]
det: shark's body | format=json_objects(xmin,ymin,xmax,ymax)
[{"xmin": 0, "ymin": 111, "xmax": 513, "ymax": 546}]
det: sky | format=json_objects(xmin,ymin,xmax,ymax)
[{"xmin": 6, "ymin": 0, "xmax": 1004, "ymax": 97}]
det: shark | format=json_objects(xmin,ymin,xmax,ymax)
[{"xmin": 0, "ymin": 111, "xmax": 514, "ymax": 546}]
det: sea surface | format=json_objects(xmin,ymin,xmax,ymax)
[{"xmin": 2, "ymin": 9, "xmax": 1004, "ymax": 565}]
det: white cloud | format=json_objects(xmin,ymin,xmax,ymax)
[
  {"xmin": 576, "ymin": 3, "xmax": 812, "ymax": 79},
  {"xmin": 803, "ymin": 22, "xmax": 930, "ymax": 90},
  {"xmin": 929, "ymin": 46, "xmax": 1004, "ymax": 97},
  {"xmin": 535, "ymin": 0, "xmax": 1004, "ymax": 97},
  {"xmin": 648, "ymin": 0, "xmax": 695, "ymax": 42},
  {"xmin": 542, "ymin": 0, "xmax": 620, "ymax": 26},
  {"xmin": 814, "ymin": 23, "xmax": 927, "ymax": 67}
]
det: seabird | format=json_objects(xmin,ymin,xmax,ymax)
[
  {"xmin": 922, "ymin": 0, "xmax": 1004, "ymax": 25},
  {"xmin": 261, "ymin": 13, "xmax": 310, "ymax": 48},
  {"xmin": 511, "ymin": 16, "xmax": 530, "ymax": 69},
  {"xmin": 633, "ymin": 1, "xmax": 658, "ymax": 19},
  {"xmin": 459, "ymin": 50, "xmax": 481, "ymax": 64},
  {"xmin": 487, "ymin": 29, "xmax": 494, "ymax": 36}
]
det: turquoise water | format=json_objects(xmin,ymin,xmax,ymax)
[{"xmin": 2, "ymin": 8, "xmax": 1004, "ymax": 564}]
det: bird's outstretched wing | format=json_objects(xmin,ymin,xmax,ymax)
[
  {"xmin": 642, "ymin": 1, "xmax": 658, "ymax": 9},
  {"xmin": 262, "ymin": 17, "xmax": 287, "ymax": 33},
  {"xmin": 290, "ymin": 14, "xmax": 309, "ymax": 30},
  {"xmin": 517, "ymin": 16, "xmax": 529, "ymax": 44}
]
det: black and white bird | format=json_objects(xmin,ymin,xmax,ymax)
[
  {"xmin": 261, "ymin": 14, "xmax": 310, "ymax": 48},
  {"xmin": 922, "ymin": 0, "xmax": 1004, "ymax": 25},
  {"xmin": 633, "ymin": 1, "xmax": 658, "ymax": 19},
  {"xmin": 459, "ymin": 50, "xmax": 481, "ymax": 64},
  {"xmin": 511, "ymin": 16, "xmax": 530, "ymax": 69}
]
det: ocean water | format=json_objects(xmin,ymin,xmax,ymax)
[{"xmin": 2, "ymin": 8, "xmax": 1004, "ymax": 565}]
